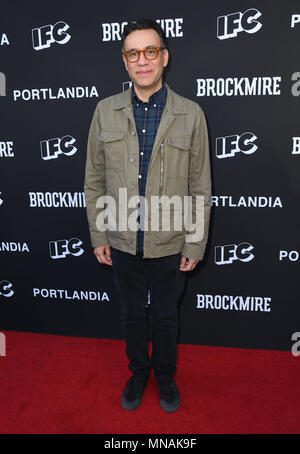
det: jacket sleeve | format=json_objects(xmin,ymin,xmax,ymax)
[
  {"xmin": 84, "ymin": 103, "xmax": 109, "ymax": 248},
  {"xmin": 182, "ymin": 105, "xmax": 211, "ymax": 261}
]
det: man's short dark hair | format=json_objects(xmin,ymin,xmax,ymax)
[{"xmin": 121, "ymin": 19, "xmax": 167, "ymax": 51}]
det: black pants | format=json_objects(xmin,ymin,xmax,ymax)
[{"xmin": 110, "ymin": 247, "xmax": 186, "ymax": 383}]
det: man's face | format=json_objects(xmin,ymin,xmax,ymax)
[{"xmin": 122, "ymin": 28, "xmax": 169, "ymax": 94}]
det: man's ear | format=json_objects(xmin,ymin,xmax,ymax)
[
  {"xmin": 163, "ymin": 48, "xmax": 169, "ymax": 68},
  {"xmin": 122, "ymin": 55, "xmax": 128, "ymax": 72}
]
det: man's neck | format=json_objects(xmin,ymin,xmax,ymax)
[{"xmin": 133, "ymin": 82, "xmax": 163, "ymax": 103}]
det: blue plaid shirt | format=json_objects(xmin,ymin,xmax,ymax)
[{"xmin": 131, "ymin": 84, "xmax": 167, "ymax": 253}]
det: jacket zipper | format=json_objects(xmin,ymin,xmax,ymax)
[{"xmin": 159, "ymin": 143, "xmax": 164, "ymax": 196}]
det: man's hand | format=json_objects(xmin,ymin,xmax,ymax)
[
  {"xmin": 94, "ymin": 244, "xmax": 112, "ymax": 266},
  {"xmin": 180, "ymin": 255, "xmax": 199, "ymax": 271}
]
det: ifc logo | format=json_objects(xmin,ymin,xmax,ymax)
[
  {"xmin": 217, "ymin": 8, "xmax": 262, "ymax": 40},
  {"xmin": 32, "ymin": 21, "xmax": 71, "ymax": 50}
]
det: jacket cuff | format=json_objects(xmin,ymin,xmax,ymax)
[
  {"xmin": 181, "ymin": 243, "xmax": 206, "ymax": 261},
  {"xmin": 90, "ymin": 231, "xmax": 109, "ymax": 248}
]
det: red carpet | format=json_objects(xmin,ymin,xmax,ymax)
[{"xmin": 0, "ymin": 330, "xmax": 299, "ymax": 434}]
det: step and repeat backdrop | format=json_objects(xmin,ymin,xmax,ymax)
[{"xmin": 1, "ymin": 0, "xmax": 299, "ymax": 351}]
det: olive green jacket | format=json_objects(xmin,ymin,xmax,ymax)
[{"xmin": 84, "ymin": 83, "xmax": 211, "ymax": 260}]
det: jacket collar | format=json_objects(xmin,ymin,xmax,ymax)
[{"xmin": 113, "ymin": 82, "xmax": 187, "ymax": 114}]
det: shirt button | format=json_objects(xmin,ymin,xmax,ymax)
[
  {"xmin": 145, "ymin": 107, "xmax": 148, "ymax": 111},
  {"xmin": 142, "ymin": 129, "xmax": 146, "ymax": 133},
  {"xmin": 138, "ymin": 175, "xmax": 142, "ymax": 179},
  {"xmin": 154, "ymin": 104, "xmax": 157, "ymax": 107}
]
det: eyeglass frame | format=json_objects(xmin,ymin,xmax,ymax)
[{"xmin": 122, "ymin": 46, "xmax": 166, "ymax": 63}]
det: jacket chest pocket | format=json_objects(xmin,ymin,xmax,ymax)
[
  {"xmin": 165, "ymin": 136, "xmax": 191, "ymax": 179},
  {"xmin": 98, "ymin": 130, "xmax": 125, "ymax": 169}
]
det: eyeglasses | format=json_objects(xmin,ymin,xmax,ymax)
[{"xmin": 122, "ymin": 47, "xmax": 165, "ymax": 63}]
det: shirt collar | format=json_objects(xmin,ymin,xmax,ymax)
[{"xmin": 131, "ymin": 83, "xmax": 167, "ymax": 107}]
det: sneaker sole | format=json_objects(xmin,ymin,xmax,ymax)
[
  {"xmin": 121, "ymin": 395, "xmax": 142, "ymax": 411},
  {"xmin": 160, "ymin": 397, "xmax": 180, "ymax": 413}
]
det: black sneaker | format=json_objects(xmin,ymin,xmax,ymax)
[
  {"xmin": 121, "ymin": 376, "xmax": 148, "ymax": 410},
  {"xmin": 158, "ymin": 379, "xmax": 180, "ymax": 413}
]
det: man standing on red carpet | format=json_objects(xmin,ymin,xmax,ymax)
[{"xmin": 84, "ymin": 19, "xmax": 211, "ymax": 412}]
